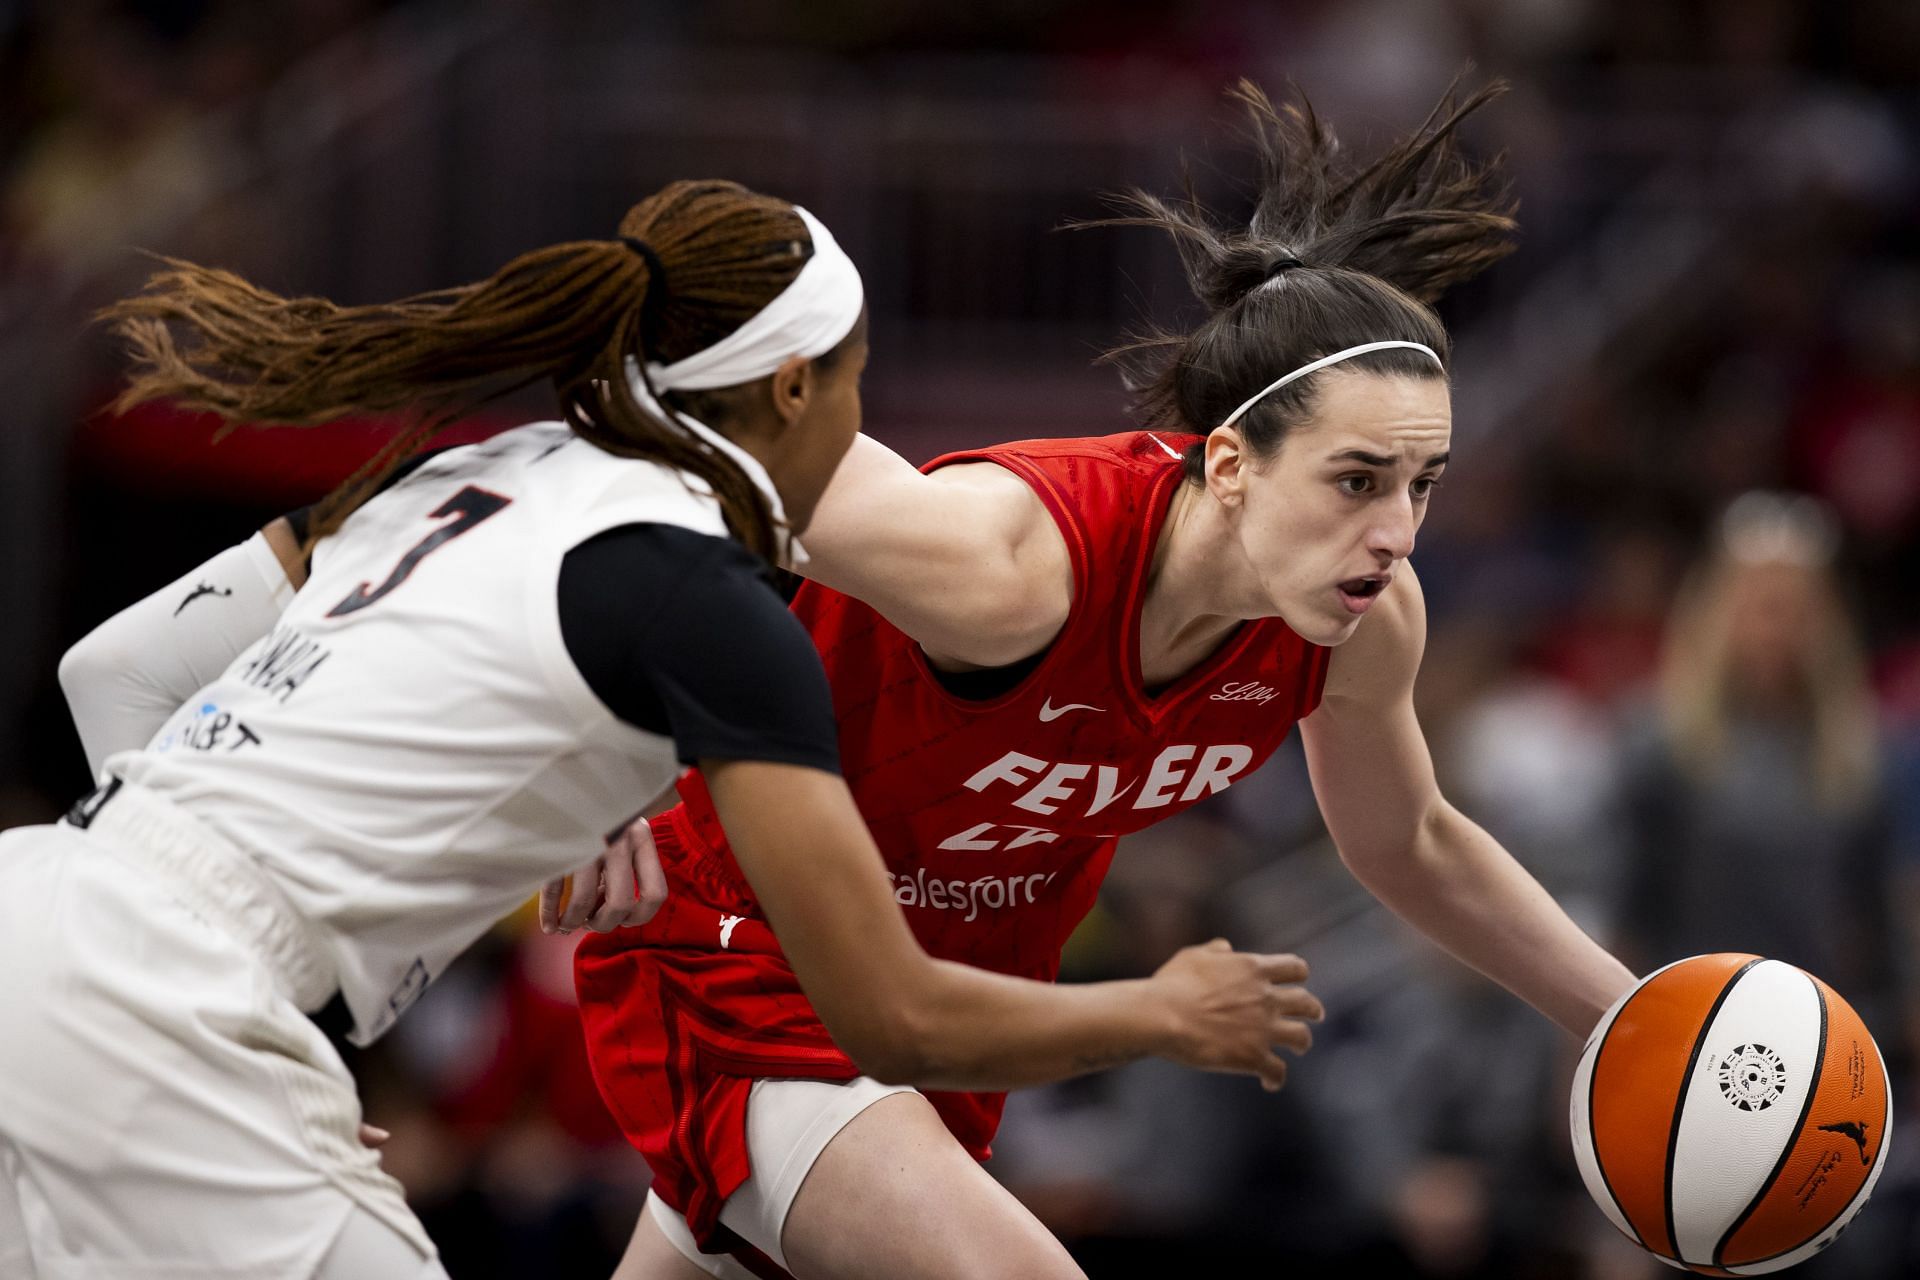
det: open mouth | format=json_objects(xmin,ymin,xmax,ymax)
[{"xmin": 1337, "ymin": 574, "xmax": 1390, "ymax": 614}]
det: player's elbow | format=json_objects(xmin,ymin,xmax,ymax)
[
  {"xmin": 57, "ymin": 629, "xmax": 119, "ymax": 707},
  {"xmin": 1334, "ymin": 839, "xmax": 1415, "ymax": 894},
  {"xmin": 56, "ymin": 627, "xmax": 145, "ymax": 740},
  {"xmin": 851, "ymin": 1044, "xmax": 928, "ymax": 1088},
  {"xmin": 819, "ymin": 966, "xmax": 955, "ymax": 1085},
  {"xmin": 829, "ymin": 1006, "xmax": 930, "ymax": 1085},
  {"xmin": 1332, "ymin": 801, "xmax": 1452, "ymax": 887}
]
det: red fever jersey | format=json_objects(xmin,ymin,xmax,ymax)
[{"xmin": 575, "ymin": 431, "xmax": 1332, "ymax": 1250}]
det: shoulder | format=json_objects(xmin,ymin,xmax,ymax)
[
  {"xmin": 562, "ymin": 523, "xmax": 763, "ymax": 606},
  {"xmin": 558, "ymin": 525, "xmax": 839, "ymax": 770},
  {"xmin": 932, "ymin": 432, "xmax": 1186, "ymax": 496},
  {"xmin": 929, "ymin": 432, "xmax": 1179, "ymax": 568},
  {"xmin": 1319, "ymin": 562, "xmax": 1428, "ymax": 710},
  {"xmin": 559, "ymin": 527, "xmax": 821, "ymax": 700},
  {"xmin": 914, "ymin": 459, "xmax": 1075, "ymax": 668},
  {"xmin": 922, "ymin": 459, "xmax": 1059, "ymax": 550}
]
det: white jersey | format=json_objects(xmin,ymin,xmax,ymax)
[{"xmin": 112, "ymin": 421, "xmax": 724, "ymax": 1043}]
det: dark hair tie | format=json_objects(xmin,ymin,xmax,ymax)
[
  {"xmin": 619, "ymin": 236, "xmax": 671, "ymax": 354},
  {"xmin": 620, "ymin": 236, "xmax": 667, "ymax": 281},
  {"xmin": 1265, "ymin": 255, "xmax": 1306, "ymax": 280}
]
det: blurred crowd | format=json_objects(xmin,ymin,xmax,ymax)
[
  {"xmin": 1, "ymin": 0, "xmax": 360, "ymax": 279},
  {"xmin": 4, "ymin": 1, "xmax": 1919, "ymax": 1277}
]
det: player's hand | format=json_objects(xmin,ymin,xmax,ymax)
[
  {"xmin": 537, "ymin": 817, "xmax": 669, "ymax": 934},
  {"xmin": 1150, "ymin": 939, "xmax": 1323, "ymax": 1092}
]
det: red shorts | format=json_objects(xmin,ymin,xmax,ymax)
[{"xmin": 574, "ymin": 808, "xmax": 1005, "ymax": 1251}]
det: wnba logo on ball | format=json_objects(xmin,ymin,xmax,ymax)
[{"xmin": 1718, "ymin": 1043, "xmax": 1788, "ymax": 1112}]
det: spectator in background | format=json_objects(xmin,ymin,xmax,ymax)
[
  {"xmin": 1791, "ymin": 267, "xmax": 1920, "ymax": 642},
  {"xmin": 1603, "ymin": 489, "xmax": 1917, "ymax": 1279},
  {"xmin": 3, "ymin": 14, "xmax": 218, "ymax": 274},
  {"xmin": 1616, "ymin": 492, "xmax": 1894, "ymax": 1018}
]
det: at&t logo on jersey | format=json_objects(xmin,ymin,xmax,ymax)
[
  {"xmin": 940, "ymin": 744, "xmax": 1255, "ymax": 852},
  {"xmin": 156, "ymin": 702, "xmax": 264, "ymax": 754}
]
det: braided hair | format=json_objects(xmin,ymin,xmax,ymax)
[{"xmin": 101, "ymin": 179, "xmax": 846, "ymax": 560}]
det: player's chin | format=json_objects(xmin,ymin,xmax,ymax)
[
  {"xmin": 1313, "ymin": 615, "xmax": 1367, "ymax": 646},
  {"xmin": 1274, "ymin": 598, "xmax": 1362, "ymax": 647}
]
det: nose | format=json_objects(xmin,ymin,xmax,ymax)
[{"xmin": 1367, "ymin": 494, "xmax": 1418, "ymax": 563}]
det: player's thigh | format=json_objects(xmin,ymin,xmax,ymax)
[
  {"xmin": 780, "ymin": 1092, "xmax": 1085, "ymax": 1280},
  {"xmin": 0, "ymin": 828, "xmax": 430, "ymax": 1276},
  {"xmin": 613, "ymin": 1194, "xmax": 753, "ymax": 1280}
]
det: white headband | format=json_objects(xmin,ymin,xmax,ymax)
[
  {"xmin": 1217, "ymin": 340, "xmax": 1444, "ymax": 430},
  {"xmin": 641, "ymin": 205, "xmax": 863, "ymax": 392},
  {"xmin": 616, "ymin": 204, "xmax": 861, "ymax": 569},
  {"xmin": 613, "ymin": 376, "xmax": 814, "ymax": 571}
]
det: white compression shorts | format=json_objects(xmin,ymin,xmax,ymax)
[{"xmin": 646, "ymin": 1075, "xmax": 915, "ymax": 1277}]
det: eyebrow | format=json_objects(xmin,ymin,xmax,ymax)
[{"xmin": 1329, "ymin": 449, "xmax": 1451, "ymax": 470}]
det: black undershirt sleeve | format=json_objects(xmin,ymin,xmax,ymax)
[{"xmin": 555, "ymin": 523, "xmax": 842, "ymax": 775}]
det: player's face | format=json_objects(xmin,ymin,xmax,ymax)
[
  {"xmin": 759, "ymin": 335, "xmax": 869, "ymax": 535},
  {"xmin": 1229, "ymin": 371, "xmax": 1452, "ymax": 645},
  {"xmin": 786, "ymin": 338, "xmax": 868, "ymax": 534}
]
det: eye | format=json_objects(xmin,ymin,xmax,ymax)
[
  {"xmin": 1337, "ymin": 474, "xmax": 1373, "ymax": 496},
  {"xmin": 1411, "ymin": 475, "xmax": 1442, "ymax": 499}
]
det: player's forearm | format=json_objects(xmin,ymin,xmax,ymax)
[
  {"xmin": 1343, "ymin": 799, "xmax": 1635, "ymax": 1037},
  {"xmin": 59, "ymin": 526, "xmax": 297, "ymax": 774},
  {"xmin": 871, "ymin": 961, "xmax": 1174, "ymax": 1091}
]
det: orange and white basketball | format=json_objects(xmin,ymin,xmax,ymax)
[{"xmin": 1570, "ymin": 954, "xmax": 1891, "ymax": 1274}]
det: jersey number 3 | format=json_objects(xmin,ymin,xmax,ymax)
[{"xmin": 327, "ymin": 486, "xmax": 513, "ymax": 617}]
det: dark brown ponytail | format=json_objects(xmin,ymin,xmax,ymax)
[
  {"xmin": 1085, "ymin": 76, "xmax": 1518, "ymax": 479},
  {"xmin": 100, "ymin": 179, "xmax": 829, "ymax": 560}
]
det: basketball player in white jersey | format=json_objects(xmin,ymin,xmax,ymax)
[{"xmin": 0, "ymin": 180, "xmax": 1320, "ymax": 1280}]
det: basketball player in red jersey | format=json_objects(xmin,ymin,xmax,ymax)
[
  {"xmin": 33, "ymin": 181, "xmax": 1318, "ymax": 1278},
  {"xmin": 564, "ymin": 81, "xmax": 1641, "ymax": 1280}
]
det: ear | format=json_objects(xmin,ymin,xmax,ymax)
[
  {"xmin": 767, "ymin": 354, "xmax": 814, "ymax": 430},
  {"xmin": 1203, "ymin": 426, "xmax": 1251, "ymax": 508}
]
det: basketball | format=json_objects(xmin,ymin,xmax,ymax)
[{"xmin": 1570, "ymin": 954, "xmax": 1891, "ymax": 1274}]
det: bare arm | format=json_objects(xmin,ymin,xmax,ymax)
[
  {"xmin": 1298, "ymin": 565, "xmax": 1635, "ymax": 1037},
  {"xmin": 261, "ymin": 515, "xmax": 310, "ymax": 588},
  {"xmin": 704, "ymin": 759, "xmax": 1321, "ymax": 1092},
  {"xmin": 799, "ymin": 434, "xmax": 1073, "ymax": 667}
]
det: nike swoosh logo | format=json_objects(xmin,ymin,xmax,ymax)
[{"xmin": 1038, "ymin": 698, "xmax": 1105, "ymax": 722}]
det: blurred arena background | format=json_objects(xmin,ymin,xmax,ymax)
[{"xmin": 3, "ymin": 1, "xmax": 1919, "ymax": 1276}]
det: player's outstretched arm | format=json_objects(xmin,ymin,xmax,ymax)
[
  {"xmin": 796, "ymin": 433, "xmax": 1073, "ymax": 667},
  {"xmin": 704, "ymin": 758, "xmax": 1323, "ymax": 1092},
  {"xmin": 1298, "ymin": 563, "xmax": 1636, "ymax": 1037},
  {"xmin": 58, "ymin": 516, "xmax": 306, "ymax": 774}
]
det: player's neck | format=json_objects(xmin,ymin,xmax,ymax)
[{"xmin": 1139, "ymin": 481, "xmax": 1260, "ymax": 681}]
